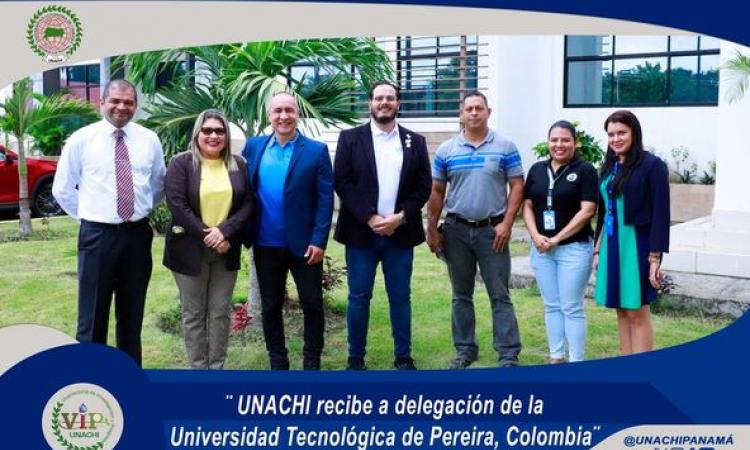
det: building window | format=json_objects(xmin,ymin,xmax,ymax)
[
  {"xmin": 287, "ymin": 63, "xmax": 344, "ymax": 94},
  {"xmin": 287, "ymin": 36, "xmax": 482, "ymax": 118},
  {"xmin": 287, "ymin": 61, "xmax": 364, "ymax": 115},
  {"xmin": 61, "ymin": 64, "xmax": 101, "ymax": 103},
  {"xmin": 395, "ymin": 35, "xmax": 480, "ymax": 117},
  {"xmin": 564, "ymin": 35, "xmax": 720, "ymax": 107}
]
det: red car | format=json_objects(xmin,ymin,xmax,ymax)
[{"xmin": 0, "ymin": 144, "xmax": 62, "ymax": 217}]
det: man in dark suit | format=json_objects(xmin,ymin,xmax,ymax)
[
  {"xmin": 334, "ymin": 81, "xmax": 432, "ymax": 370},
  {"xmin": 242, "ymin": 92, "xmax": 334, "ymax": 370}
]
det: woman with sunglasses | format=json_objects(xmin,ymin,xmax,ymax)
[
  {"xmin": 523, "ymin": 120, "xmax": 598, "ymax": 363},
  {"xmin": 594, "ymin": 110, "xmax": 669, "ymax": 355},
  {"xmin": 164, "ymin": 109, "xmax": 253, "ymax": 369}
]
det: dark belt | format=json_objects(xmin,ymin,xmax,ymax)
[
  {"xmin": 81, "ymin": 218, "xmax": 150, "ymax": 230},
  {"xmin": 447, "ymin": 213, "xmax": 504, "ymax": 228}
]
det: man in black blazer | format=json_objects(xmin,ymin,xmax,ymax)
[{"xmin": 334, "ymin": 81, "xmax": 432, "ymax": 370}]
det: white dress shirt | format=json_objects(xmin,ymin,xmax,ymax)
[
  {"xmin": 370, "ymin": 121, "xmax": 404, "ymax": 217},
  {"xmin": 52, "ymin": 120, "xmax": 166, "ymax": 223}
]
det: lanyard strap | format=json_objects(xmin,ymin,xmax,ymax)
[
  {"xmin": 606, "ymin": 163, "xmax": 621, "ymax": 213},
  {"xmin": 605, "ymin": 163, "xmax": 621, "ymax": 236},
  {"xmin": 546, "ymin": 163, "xmax": 569, "ymax": 210}
]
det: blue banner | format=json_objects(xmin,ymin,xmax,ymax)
[{"xmin": 2, "ymin": 1, "xmax": 750, "ymax": 449}]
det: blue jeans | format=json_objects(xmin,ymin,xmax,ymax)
[
  {"xmin": 346, "ymin": 236, "xmax": 414, "ymax": 358},
  {"xmin": 530, "ymin": 240, "xmax": 593, "ymax": 362},
  {"xmin": 442, "ymin": 218, "xmax": 521, "ymax": 364}
]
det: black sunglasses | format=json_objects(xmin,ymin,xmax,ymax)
[{"xmin": 200, "ymin": 127, "xmax": 226, "ymax": 136}]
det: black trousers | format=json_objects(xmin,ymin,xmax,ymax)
[
  {"xmin": 253, "ymin": 246, "xmax": 324, "ymax": 369},
  {"xmin": 77, "ymin": 219, "xmax": 153, "ymax": 366}
]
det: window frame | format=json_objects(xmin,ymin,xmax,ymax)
[
  {"xmin": 563, "ymin": 35, "xmax": 720, "ymax": 108},
  {"xmin": 396, "ymin": 35, "xmax": 481, "ymax": 118},
  {"xmin": 60, "ymin": 63, "xmax": 101, "ymax": 103},
  {"xmin": 285, "ymin": 36, "xmax": 483, "ymax": 119}
]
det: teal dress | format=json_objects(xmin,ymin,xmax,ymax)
[{"xmin": 594, "ymin": 173, "xmax": 656, "ymax": 309}]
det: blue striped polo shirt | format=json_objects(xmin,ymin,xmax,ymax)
[{"xmin": 432, "ymin": 130, "xmax": 524, "ymax": 220}]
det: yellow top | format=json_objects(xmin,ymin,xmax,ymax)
[{"xmin": 199, "ymin": 158, "xmax": 232, "ymax": 227}]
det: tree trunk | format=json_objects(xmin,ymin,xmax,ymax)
[
  {"xmin": 16, "ymin": 139, "xmax": 33, "ymax": 238},
  {"xmin": 246, "ymin": 250, "xmax": 262, "ymax": 324}
]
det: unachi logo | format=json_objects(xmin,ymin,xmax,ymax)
[
  {"xmin": 42, "ymin": 383, "xmax": 124, "ymax": 450},
  {"xmin": 27, "ymin": 5, "xmax": 82, "ymax": 63}
]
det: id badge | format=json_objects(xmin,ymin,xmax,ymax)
[{"xmin": 542, "ymin": 210, "xmax": 556, "ymax": 231}]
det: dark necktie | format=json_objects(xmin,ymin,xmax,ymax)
[{"xmin": 114, "ymin": 129, "xmax": 135, "ymax": 221}]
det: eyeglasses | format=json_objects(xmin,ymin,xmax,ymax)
[{"xmin": 200, "ymin": 127, "xmax": 226, "ymax": 136}]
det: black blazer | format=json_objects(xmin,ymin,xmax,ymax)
[
  {"xmin": 595, "ymin": 151, "xmax": 670, "ymax": 253},
  {"xmin": 334, "ymin": 123, "xmax": 432, "ymax": 248},
  {"xmin": 163, "ymin": 152, "xmax": 253, "ymax": 276}
]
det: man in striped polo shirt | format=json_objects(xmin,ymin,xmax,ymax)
[{"xmin": 427, "ymin": 90, "xmax": 525, "ymax": 369}]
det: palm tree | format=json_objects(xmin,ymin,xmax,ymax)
[
  {"xmin": 114, "ymin": 39, "xmax": 394, "ymax": 158},
  {"xmin": 724, "ymin": 50, "xmax": 750, "ymax": 103},
  {"xmin": 0, "ymin": 79, "xmax": 99, "ymax": 237}
]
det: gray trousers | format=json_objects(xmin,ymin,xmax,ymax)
[
  {"xmin": 442, "ymin": 218, "xmax": 521, "ymax": 363},
  {"xmin": 173, "ymin": 250, "xmax": 238, "ymax": 369}
]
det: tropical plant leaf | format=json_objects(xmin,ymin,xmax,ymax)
[
  {"xmin": 121, "ymin": 38, "xmax": 394, "ymax": 141},
  {"xmin": 140, "ymin": 82, "xmax": 219, "ymax": 159},
  {"xmin": 112, "ymin": 48, "xmax": 192, "ymax": 96},
  {"xmin": 723, "ymin": 50, "xmax": 750, "ymax": 104},
  {"xmin": 0, "ymin": 79, "xmax": 98, "ymax": 139}
]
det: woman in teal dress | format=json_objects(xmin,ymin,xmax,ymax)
[{"xmin": 593, "ymin": 110, "xmax": 670, "ymax": 355}]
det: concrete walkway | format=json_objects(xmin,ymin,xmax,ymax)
[{"xmin": 509, "ymin": 226, "xmax": 750, "ymax": 318}]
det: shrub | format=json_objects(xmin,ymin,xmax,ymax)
[
  {"xmin": 29, "ymin": 124, "xmax": 67, "ymax": 156},
  {"xmin": 156, "ymin": 303, "xmax": 182, "ymax": 335},
  {"xmin": 149, "ymin": 203, "xmax": 172, "ymax": 234},
  {"xmin": 531, "ymin": 121, "xmax": 605, "ymax": 167},
  {"xmin": 670, "ymin": 146, "xmax": 698, "ymax": 184},
  {"xmin": 699, "ymin": 160, "xmax": 716, "ymax": 185},
  {"xmin": 322, "ymin": 256, "xmax": 346, "ymax": 294},
  {"xmin": 322, "ymin": 256, "xmax": 347, "ymax": 314},
  {"xmin": 656, "ymin": 272, "xmax": 677, "ymax": 296},
  {"xmin": 28, "ymin": 113, "xmax": 97, "ymax": 156},
  {"xmin": 231, "ymin": 303, "xmax": 254, "ymax": 333}
]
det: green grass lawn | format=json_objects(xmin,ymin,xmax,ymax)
[{"xmin": 0, "ymin": 216, "xmax": 732, "ymax": 370}]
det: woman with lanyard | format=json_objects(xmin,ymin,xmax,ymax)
[
  {"xmin": 523, "ymin": 120, "xmax": 598, "ymax": 363},
  {"xmin": 593, "ymin": 110, "xmax": 670, "ymax": 355}
]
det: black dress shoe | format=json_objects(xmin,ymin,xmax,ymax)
[
  {"xmin": 346, "ymin": 356, "xmax": 366, "ymax": 370},
  {"xmin": 303, "ymin": 357, "xmax": 321, "ymax": 370},
  {"xmin": 449, "ymin": 357, "xmax": 474, "ymax": 369},
  {"xmin": 394, "ymin": 356, "xmax": 417, "ymax": 370},
  {"xmin": 269, "ymin": 357, "xmax": 290, "ymax": 370}
]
